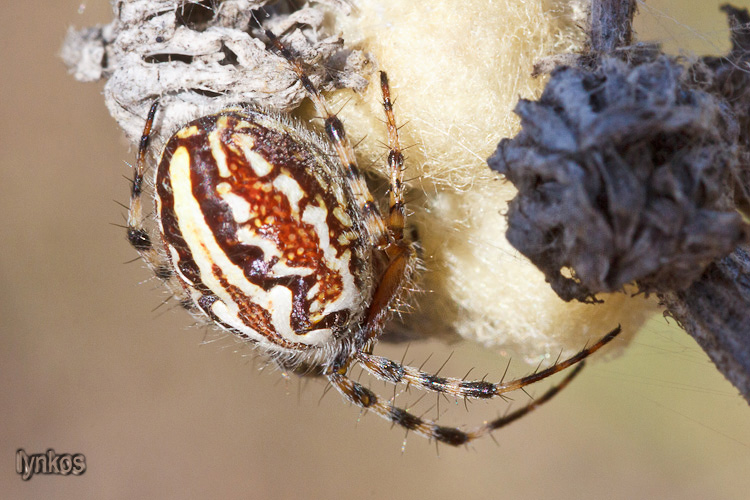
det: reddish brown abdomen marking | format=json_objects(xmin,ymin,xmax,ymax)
[{"xmin": 155, "ymin": 111, "xmax": 370, "ymax": 348}]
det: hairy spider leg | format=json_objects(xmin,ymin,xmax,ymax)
[
  {"xmin": 332, "ymin": 326, "xmax": 620, "ymax": 446},
  {"xmin": 126, "ymin": 102, "xmax": 179, "ymax": 287},
  {"xmin": 329, "ymin": 359, "xmax": 586, "ymax": 446},
  {"xmin": 357, "ymin": 326, "xmax": 621, "ymax": 399},
  {"xmin": 264, "ymin": 30, "xmax": 416, "ymax": 343},
  {"xmin": 380, "ymin": 71, "xmax": 406, "ymax": 242},
  {"xmin": 265, "ymin": 29, "xmax": 391, "ymax": 250},
  {"xmin": 128, "ymin": 101, "xmax": 158, "ymax": 238},
  {"xmin": 358, "ymin": 71, "xmax": 415, "ymax": 340}
]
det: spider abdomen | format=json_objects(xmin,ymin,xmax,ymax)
[{"xmin": 155, "ymin": 110, "xmax": 372, "ymax": 350}]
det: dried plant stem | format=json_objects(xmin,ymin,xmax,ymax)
[
  {"xmin": 588, "ymin": 0, "xmax": 637, "ymax": 53},
  {"xmin": 590, "ymin": 0, "xmax": 750, "ymax": 403},
  {"xmin": 493, "ymin": 0, "xmax": 750, "ymax": 403},
  {"xmin": 660, "ymin": 249, "xmax": 750, "ymax": 402}
]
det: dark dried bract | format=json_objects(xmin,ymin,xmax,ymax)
[
  {"xmin": 488, "ymin": 56, "xmax": 748, "ymax": 302},
  {"xmin": 691, "ymin": 5, "xmax": 750, "ymax": 216}
]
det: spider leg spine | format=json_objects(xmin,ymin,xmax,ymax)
[
  {"xmin": 327, "ymin": 361, "xmax": 586, "ymax": 446},
  {"xmin": 355, "ymin": 325, "xmax": 621, "ymax": 399}
]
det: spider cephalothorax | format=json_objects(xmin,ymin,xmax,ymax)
[{"xmin": 126, "ymin": 29, "xmax": 620, "ymax": 446}]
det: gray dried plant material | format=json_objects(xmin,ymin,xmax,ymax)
[
  {"xmin": 488, "ymin": 55, "xmax": 749, "ymax": 303},
  {"xmin": 660, "ymin": 245, "xmax": 750, "ymax": 403},
  {"xmin": 587, "ymin": 0, "xmax": 636, "ymax": 53},
  {"xmin": 659, "ymin": 5, "xmax": 750, "ymax": 403},
  {"xmin": 61, "ymin": 0, "xmax": 370, "ymax": 142},
  {"xmin": 690, "ymin": 5, "xmax": 750, "ymax": 216},
  {"xmin": 488, "ymin": 1, "xmax": 750, "ymax": 402}
]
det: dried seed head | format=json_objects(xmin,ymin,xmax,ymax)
[{"xmin": 489, "ymin": 56, "xmax": 749, "ymax": 302}]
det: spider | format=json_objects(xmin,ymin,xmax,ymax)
[{"xmin": 125, "ymin": 28, "xmax": 621, "ymax": 446}]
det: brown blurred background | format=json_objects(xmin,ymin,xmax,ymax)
[{"xmin": 1, "ymin": 1, "xmax": 749, "ymax": 498}]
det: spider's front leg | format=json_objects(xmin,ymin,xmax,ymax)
[
  {"xmin": 126, "ymin": 101, "xmax": 159, "ymax": 256},
  {"xmin": 359, "ymin": 71, "xmax": 418, "ymax": 342},
  {"xmin": 265, "ymin": 28, "xmax": 415, "ymax": 344},
  {"xmin": 380, "ymin": 71, "xmax": 407, "ymax": 243},
  {"xmin": 126, "ymin": 101, "xmax": 181, "ymax": 287}
]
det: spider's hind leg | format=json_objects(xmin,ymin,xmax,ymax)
[
  {"xmin": 327, "ymin": 359, "xmax": 587, "ymax": 446},
  {"xmin": 356, "ymin": 326, "xmax": 622, "ymax": 400},
  {"xmin": 330, "ymin": 326, "xmax": 620, "ymax": 445}
]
